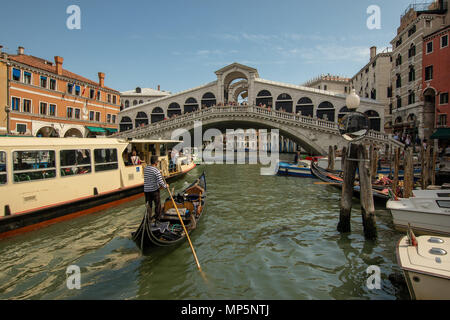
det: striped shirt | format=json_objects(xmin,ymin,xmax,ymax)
[{"xmin": 143, "ymin": 165, "xmax": 167, "ymax": 192}]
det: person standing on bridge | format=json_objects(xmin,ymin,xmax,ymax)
[{"xmin": 144, "ymin": 155, "xmax": 168, "ymax": 220}]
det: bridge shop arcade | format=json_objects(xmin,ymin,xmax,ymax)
[{"xmin": 117, "ymin": 63, "xmax": 386, "ymax": 155}]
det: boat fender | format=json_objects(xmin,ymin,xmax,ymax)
[
  {"xmin": 4, "ymin": 205, "xmax": 11, "ymax": 217},
  {"xmin": 93, "ymin": 187, "xmax": 98, "ymax": 196}
]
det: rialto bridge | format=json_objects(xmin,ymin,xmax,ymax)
[{"xmin": 116, "ymin": 63, "xmax": 401, "ymax": 155}]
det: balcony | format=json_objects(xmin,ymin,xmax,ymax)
[{"xmin": 401, "ymin": 1, "xmax": 448, "ymax": 19}]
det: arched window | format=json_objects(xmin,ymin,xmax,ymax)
[
  {"xmin": 151, "ymin": 107, "xmax": 165, "ymax": 123},
  {"xmin": 408, "ymin": 43, "xmax": 416, "ymax": 58},
  {"xmin": 201, "ymin": 92, "xmax": 216, "ymax": 108},
  {"xmin": 135, "ymin": 112, "xmax": 148, "ymax": 128},
  {"xmin": 256, "ymin": 90, "xmax": 273, "ymax": 107},
  {"xmin": 139, "ymin": 100, "xmax": 144, "ymax": 104},
  {"xmin": 184, "ymin": 97, "xmax": 199, "ymax": 114},
  {"xmin": 133, "ymin": 100, "xmax": 138, "ymax": 106},
  {"xmin": 338, "ymin": 106, "xmax": 350, "ymax": 121},
  {"xmin": 275, "ymin": 93, "xmax": 293, "ymax": 113},
  {"xmin": 296, "ymin": 97, "xmax": 313, "ymax": 117},
  {"xmin": 167, "ymin": 102, "xmax": 182, "ymax": 118},
  {"xmin": 364, "ymin": 110, "xmax": 381, "ymax": 132},
  {"xmin": 125, "ymin": 100, "xmax": 130, "ymax": 108},
  {"xmin": 317, "ymin": 101, "xmax": 335, "ymax": 122},
  {"xmin": 395, "ymin": 116, "xmax": 403, "ymax": 124},
  {"xmin": 120, "ymin": 116, "xmax": 133, "ymax": 132},
  {"xmin": 409, "ymin": 66, "xmax": 415, "ymax": 82}
]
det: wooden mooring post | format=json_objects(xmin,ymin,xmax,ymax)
[
  {"xmin": 403, "ymin": 148, "xmax": 414, "ymax": 198},
  {"xmin": 431, "ymin": 147, "xmax": 437, "ymax": 186},
  {"xmin": 338, "ymin": 143, "xmax": 377, "ymax": 239},
  {"xmin": 393, "ymin": 147, "xmax": 400, "ymax": 196},
  {"xmin": 338, "ymin": 145, "xmax": 358, "ymax": 233},
  {"xmin": 357, "ymin": 144, "xmax": 377, "ymax": 240}
]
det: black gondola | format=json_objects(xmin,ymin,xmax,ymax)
[
  {"xmin": 132, "ymin": 173, "xmax": 206, "ymax": 251},
  {"xmin": 310, "ymin": 161, "xmax": 390, "ymax": 203}
]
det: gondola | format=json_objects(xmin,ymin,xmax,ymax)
[
  {"xmin": 310, "ymin": 161, "xmax": 390, "ymax": 203},
  {"xmin": 132, "ymin": 173, "xmax": 206, "ymax": 251}
]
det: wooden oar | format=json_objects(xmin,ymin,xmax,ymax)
[
  {"xmin": 162, "ymin": 177, "xmax": 202, "ymax": 272},
  {"xmin": 314, "ymin": 182, "xmax": 341, "ymax": 185}
]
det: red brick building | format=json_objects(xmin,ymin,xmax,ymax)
[
  {"xmin": 423, "ymin": 25, "xmax": 450, "ymax": 130},
  {"xmin": 1, "ymin": 46, "xmax": 120, "ymax": 137}
]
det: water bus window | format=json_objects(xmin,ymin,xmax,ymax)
[
  {"xmin": 436, "ymin": 200, "xmax": 450, "ymax": 209},
  {"xmin": 13, "ymin": 151, "xmax": 56, "ymax": 183},
  {"xmin": 94, "ymin": 149, "xmax": 118, "ymax": 172},
  {"xmin": 0, "ymin": 151, "xmax": 6, "ymax": 185},
  {"xmin": 60, "ymin": 149, "xmax": 92, "ymax": 176}
]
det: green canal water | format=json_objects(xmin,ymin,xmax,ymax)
[{"xmin": 0, "ymin": 163, "xmax": 411, "ymax": 300}]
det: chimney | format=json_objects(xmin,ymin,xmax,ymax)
[
  {"xmin": 98, "ymin": 72, "xmax": 105, "ymax": 88},
  {"xmin": 0, "ymin": 46, "xmax": 2, "ymax": 54},
  {"xmin": 370, "ymin": 46, "xmax": 377, "ymax": 60},
  {"xmin": 18, "ymin": 46, "xmax": 24, "ymax": 55},
  {"xmin": 54, "ymin": 56, "xmax": 64, "ymax": 75},
  {"xmin": 157, "ymin": 85, "xmax": 160, "ymax": 91}
]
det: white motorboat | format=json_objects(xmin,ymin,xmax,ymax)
[
  {"xmin": 387, "ymin": 190, "xmax": 450, "ymax": 236},
  {"xmin": 397, "ymin": 232, "xmax": 450, "ymax": 300}
]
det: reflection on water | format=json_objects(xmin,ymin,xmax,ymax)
[{"xmin": 0, "ymin": 163, "xmax": 410, "ymax": 300}]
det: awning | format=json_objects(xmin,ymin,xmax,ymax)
[
  {"xmin": 86, "ymin": 126, "xmax": 106, "ymax": 133},
  {"xmin": 105, "ymin": 128, "xmax": 118, "ymax": 133},
  {"xmin": 430, "ymin": 128, "xmax": 450, "ymax": 140}
]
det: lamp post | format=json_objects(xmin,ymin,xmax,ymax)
[{"xmin": 5, "ymin": 105, "xmax": 11, "ymax": 135}]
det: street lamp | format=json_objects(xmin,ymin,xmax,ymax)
[
  {"xmin": 339, "ymin": 89, "xmax": 369, "ymax": 142},
  {"xmin": 5, "ymin": 105, "xmax": 11, "ymax": 135}
]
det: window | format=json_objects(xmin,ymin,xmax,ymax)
[
  {"xmin": 67, "ymin": 107, "xmax": 73, "ymax": 118},
  {"xmin": 39, "ymin": 102, "xmax": 47, "ymax": 115},
  {"xmin": 107, "ymin": 114, "xmax": 111, "ymax": 123},
  {"xmin": 396, "ymin": 74, "xmax": 402, "ymax": 88},
  {"xmin": 425, "ymin": 66, "xmax": 433, "ymax": 81},
  {"xmin": 89, "ymin": 111, "xmax": 95, "ymax": 121},
  {"xmin": 425, "ymin": 20, "xmax": 431, "ymax": 28},
  {"xmin": 24, "ymin": 72, "xmax": 32, "ymax": 84},
  {"xmin": 95, "ymin": 112, "xmax": 101, "ymax": 122},
  {"xmin": 94, "ymin": 149, "xmax": 118, "ymax": 172},
  {"xmin": 438, "ymin": 114, "xmax": 447, "ymax": 126},
  {"xmin": 67, "ymin": 83, "xmax": 74, "ymax": 94},
  {"xmin": 0, "ymin": 151, "xmax": 6, "ymax": 185},
  {"xmin": 40, "ymin": 76, "xmax": 47, "ymax": 88},
  {"xmin": 11, "ymin": 97, "xmax": 20, "ymax": 111},
  {"xmin": 396, "ymin": 37, "xmax": 403, "ymax": 48},
  {"xmin": 397, "ymin": 96, "xmax": 402, "ymax": 109},
  {"xmin": 396, "ymin": 54, "xmax": 402, "ymax": 66},
  {"xmin": 408, "ymin": 91, "xmax": 416, "ymax": 105},
  {"xmin": 107, "ymin": 94, "xmax": 111, "ymax": 103},
  {"xmin": 112, "ymin": 95, "xmax": 117, "ymax": 104},
  {"xmin": 442, "ymin": 35, "xmax": 449, "ymax": 48},
  {"xmin": 324, "ymin": 85, "xmax": 328, "ymax": 91},
  {"xmin": 16, "ymin": 124, "xmax": 27, "ymax": 134},
  {"xmin": 387, "ymin": 86, "xmax": 393, "ymax": 98},
  {"xmin": 408, "ymin": 44, "xmax": 416, "ymax": 58},
  {"xmin": 112, "ymin": 115, "xmax": 116, "ymax": 123},
  {"xmin": 60, "ymin": 149, "xmax": 92, "ymax": 177},
  {"xmin": 49, "ymin": 104, "xmax": 56, "ymax": 116},
  {"xmin": 90, "ymin": 89, "xmax": 95, "ymax": 99},
  {"xmin": 408, "ymin": 25, "xmax": 416, "ymax": 37},
  {"xmin": 49, "ymin": 79, "xmax": 57, "ymax": 90},
  {"xmin": 75, "ymin": 85, "xmax": 81, "ymax": 96},
  {"xmin": 12, "ymin": 68, "xmax": 21, "ymax": 81},
  {"xmin": 426, "ymin": 41, "xmax": 433, "ymax": 54},
  {"xmin": 23, "ymin": 99, "xmax": 31, "ymax": 113},
  {"xmin": 97, "ymin": 91, "xmax": 101, "ymax": 101},
  {"xmin": 440, "ymin": 93, "xmax": 449, "ymax": 105},
  {"xmin": 74, "ymin": 108, "xmax": 80, "ymax": 119},
  {"xmin": 13, "ymin": 151, "xmax": 56, "ymax": 183},
  {"xmin": 409, "ymin": 67, "xmax": 416, "ymax": 82}
]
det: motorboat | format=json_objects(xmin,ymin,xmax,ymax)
[
  {"xmin": 387, "ymin": 190, "xmax": 450, "ymax": 236},
  {"xmin": 397, "ymin": 232, "xmax": 450, "ymax": 300}
]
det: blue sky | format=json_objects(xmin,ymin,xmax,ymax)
[{"xmin": 0, "ymin": 0, "xmax": 417, "ymax": 93}]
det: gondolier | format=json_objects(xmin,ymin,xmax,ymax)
[{"xmin": 144, "ymin": 155, "xmax": 169, "ymax": 219}]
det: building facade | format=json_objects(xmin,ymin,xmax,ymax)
[
  {"xmin": 303, "ymin": 75, "xmax": 351, "ymax": 94},
  {"xmin": 2, "ymin": 46, "xmax": 121, "ymax": 137},
  {"xmin": 0, "ymin": 47, "xmax": 7, "ymax": 134},
  {"xmin": 422, "ymin": 25, "xmax": 450, "ymax": 130},
  {"xmin": 121, "ymin": 86, "xmax": 171, "ymax": 110},
  {"xmin": 389, "ymin": 0, "xmax": 449, "ymax": 140},
  {"xmin": 350, "ymin": 47, "xmax": 393, "ymax": 133}
]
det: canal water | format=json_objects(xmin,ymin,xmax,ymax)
[{"xmin": 0, "ymin": 161, "xmax": 410, "ymax": 300}]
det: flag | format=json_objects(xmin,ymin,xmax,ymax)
[
  {"xmin": 407, "ymin": 223, "xmax": 418, "ymax": 247},
  {"xmin": 82, "ymin": 87, "xmax": 86, "ymax": 96}
]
